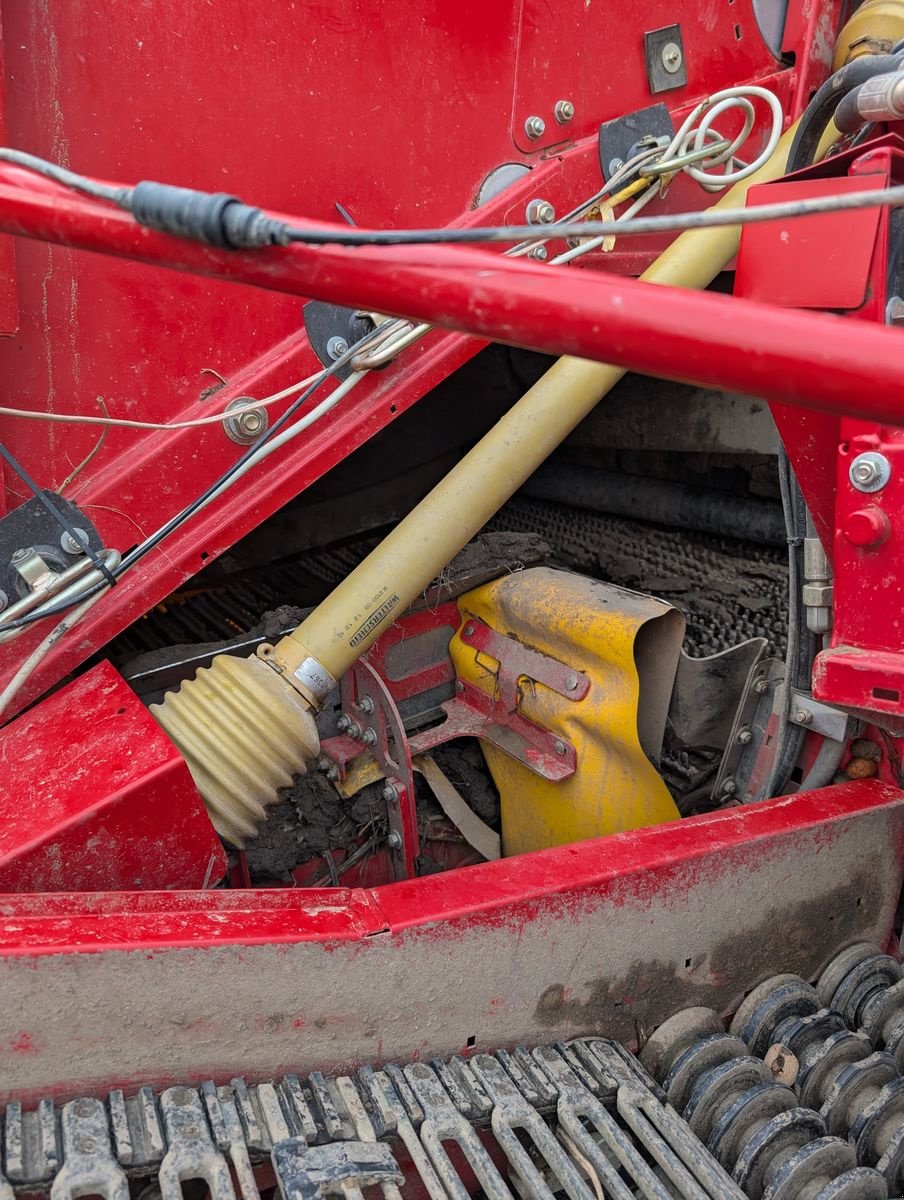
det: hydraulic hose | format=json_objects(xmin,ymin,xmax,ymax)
[{"xmin": 787, "ymin": 53, "xmax": 903, "ymax": 170}]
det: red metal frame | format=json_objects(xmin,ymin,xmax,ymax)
[
  {"xmin": 0, "ymin": 0, "xmax": 839, "ymax": 721},
  {"xmin": 0, "ymin": 661, "xmax": 226, "ymax": 891},
  {"xmin": 0, "ymin": 780, "xmax": 901, "ymax": 1102},
  {"xmin": 736, "ymin": 137, "xmax": 904, "ymax": 718}
]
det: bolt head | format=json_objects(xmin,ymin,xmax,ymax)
[
  {"xmin": 237, "ymin": 410, "xmax": 264, "ymax": 435},
  {"xmin": 362, "ymin": 727, "xmax": 377, "ymax": 746},
  {"xmin": 849, "ymin": 451, "xmax": 891, "ymax": 493},
  {"xmin": 737, "ymin": 728, "xmax": 753, "ymax": 745},
  {"xmin": 11, "ymin": 548, "xmax": 28, "ymax": 563},
  {"xmin": 387, "ymin": 830, "xmax": 402, "ymax": 850},
  {"xmin": 326, "ymin": 765, "xmax": 340, "ymax": 781},
  {"xmin": 60, "ymin": 528, "xmax": 89, "ymax": 555},
  {"xmin": 382, "ymin": 784, "xmax": 398, "ymax": 804},
  {"xmin": 336, "ymin": 714, "xmax": 351, "ymax": 732},
  {"xmin": 528, "ymin": 245, "xmax": 549, "ymax": 261},
  {"xmin": 795, "ymin": 708, "xmax": 813, "ymax": 726},
  {"xmin": 358, "ymin": 696, "xmax": 375, "ymax": 714},
  {"xmin": 721, "ymin": 779, "xmax": 738, "ymax": 796},
  {"xmin": 554, "ymin": 100, "xmax": 575, "ymax": 124},
  {"xmin": 347, "ymin": 720, "xmax": 362, "ymax": 739},
  {"xmin": 661, "ymin": 42, "xmax": 683, "ymax": 73},
  {"xmin": 526, "ymin": 199, "xmax": 556, "ymax": 225},
  {"xmin": 554, "ymin": 739, "xmax": 567, "ymax": 756},
  {"xmin": 463, "ymin": 623, "xmax": 475, "ymax": 637},
  {"xmin": 327, "ymin": 335, "xmax": 349, "ymax": 360},
  {"xmin": 525, "ymin": 115, "xmax": 546, "ymax": 141},
  {"xmin": 754, "ymin": 678, "xmax": 769, "ymax": 694},
  {"xmin": 565, "ymin": 674, "xmax": 579, "ymax": 691}
]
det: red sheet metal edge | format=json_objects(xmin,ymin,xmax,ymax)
[{"xmin": 0, "ymin": 782, "xmax": 901, "ymax": 1102}]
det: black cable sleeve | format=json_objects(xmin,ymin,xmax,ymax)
[{"xmin": 130, "ymin": 182, "xmax": 291, "ymax": 249}]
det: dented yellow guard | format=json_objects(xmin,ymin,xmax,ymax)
[{"xmin": 451, "ymin": 567, "xmax": 685, "ymax": 855}]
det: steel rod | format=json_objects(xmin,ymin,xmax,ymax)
[{"xmin": 0, "ymin": 170, "xmax": 902, "ymax": 423}]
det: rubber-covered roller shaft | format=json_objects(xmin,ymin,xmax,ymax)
[
  {"xmin": 730, "ymin": 971, "xmax": 904, "ymax": 1191},
  {"xmin": 640, "ymin": 1007, "xmax": 885, "ymax": 1198}
]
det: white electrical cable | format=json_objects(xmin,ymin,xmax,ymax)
[
  {"xmin": 0, "ymin": 567, "xmax": 117, "ymax": 716},
  {"xmin": 659, "ymin": 85, "xmax": 784, "ymax": 192},
  {"xmin": 0, "ymin": 372, "xmax": 323, "ymax": 432},
  {"xmin": 196, "ymin": 370, "xmax": 366, "ymax": 513}
]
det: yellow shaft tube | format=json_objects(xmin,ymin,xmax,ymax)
[{"xmin": 273, "ymin": 123, "xmax": 799, "ymax": 690}]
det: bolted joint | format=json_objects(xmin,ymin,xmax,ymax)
[
  {"xmin": 802, "ymin": 583, "xmax": 834, "ymax": 607},
  {"xmin": 849, "ymin": 451, "xmax": 891, "ymax": 493},
  {"xmin": 526, "ymin": 199, "xmax": 556, "ymax": 225},
  {"xmin": 361, "ymin": 727, "xmax": 378, "ymax": 746},
  {"xmin": 554, "ymin": 99, "xmax": 575, "ymax": 124},
  {"xmin": 524, "ymin": 115, "xmax": 546, "ymax": 141},
  {"xmin": 386, "ymin": 831, "xmax": 402, "ymax": 850}
]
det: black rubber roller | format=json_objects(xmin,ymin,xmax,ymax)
[
  {"xmin": 643, "ymin": 1005, "xmax": 887, "ymax": 1198},
  {"xmin": 730, "ymin": 975, "xmax": 821, "ymax": 1057},
  {"xmin": 818, "ymin": 944, "xmax": 903, "ymax": 1031},
  {"xmin": 730, "ymin": 971, "xmax": 902, "ymax": 1191}
]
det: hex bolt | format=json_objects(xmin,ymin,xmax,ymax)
[
  {"xmin": 608, "ymin": 157, "xmax": 625, "ymax": 176},
  {"xmin": 849, "ymin": 451, "xmax": 892, "ymax": 493},
  {"xmin": 224, "ymin": 396, "xmax": 269, "ymax": 445},
  {"xmin": 0, "ymin": 589, "xmax": 8, "ymax": 613},
  {"xmin": 60, "ymin": 528, "xmax": 89, "ymax": 555},
  {"xmin": 326, "ymin": 765, "xmax": 340, "ymax": 781},
  {"xmin": 336, "ymin": 714, "xmax": 351, "ymax": 732},
  {"xmin": 524, "ymin": 115, "xmax": 546, "ymax": 141},
  {"xmin": 554, "ymin": 99, "xmax": 575, "ymax": 124},
  {"xmin": 527, "ymin": 245, "xmax": 548, "ymax": 261},
  {"xmin": 361, "ymin": 727, "xmax": 377, "ymax": 746},
  {"xmin": 463, "ymin": 623, "xmax": 475, "ymax": 637},
  {"xmin": 795, "ymin": 708, "xmax": 813, "ymax": 726},
  {"xmin": 721, "ymin": 778, "xmax": 738, "ymax": 796},
  {"xmin": 316, "ymin": 755, "xmax": 331, "ymax": 772},
  {"xmin": 737, "ymin": 728, "xmax": 752, "ymax": 745},
  {"xmin": 326, "ymin": 335, "xmax": 349, "ymax": 361},
  {"xmin": 661, "ymin": 42, "xmax": 683, "ymax": 74},
  {"xmin": 526, "ymin": 199, "xmax": 556, "ymax": 225},
  {"xmin": 554, "ymin": 739, "xmax": 567, "ymax": 756},
  {"xmin": 387, "ymin": 831, "xmax": 402, "ymax": 850},
  {"xmin": 346, "ymin": 720, "xmax": 362, "ymax": 739},
  {"xmin": 565, "ymin": 673, "xmax": 579, "ymax": 691},
  {"xmin": 11, "ymin": 548, "xmax": 28, "ymax": 563},
  {"xmin": 357, "ymin": 697, "xmax": 375, "ymax": 715},
  {"xmin": 382, "ymin": 783, "xmax": 398, "ymax": 804},
  {"xmin": 753, "ymin": 677, "xmax": 769, "ymax": 694}
]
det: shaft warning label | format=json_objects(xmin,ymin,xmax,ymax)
[{"xmin": 349, "ymin": 594, "xmax": 400, "ymax": 648}]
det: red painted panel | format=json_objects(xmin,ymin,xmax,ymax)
[{"xmin": 0, "ymin": 660, "xmax": 226, "ymax": 891}]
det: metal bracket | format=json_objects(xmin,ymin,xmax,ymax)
[
  {"xmin": 643, "ymin": 24, "xmax": 687, "ymax": 95},
  {"xmin": 598, "ymin": 103, "xmax": 675, "ymax": 181},
  {"xmin": 712, "ymin": 656, "xmax": 785, "ymax": 804},
  {"xmin": 410, "ymin": 618, "xmax": 590, "ymax": 781},
  {"xmin": 788, "ymin": 691, "xmax": 852, "ymax": 741},
  {"xmin": 272, "ymin": 1140, "xmax": 403, "ymax": 1200},
  {"xmin": 323, "ymin": 658, "xmax": 420, "ymax": 880},
  {"xmin": 303, "ymin": 303, "xmax": 377, "ymax": 381}
]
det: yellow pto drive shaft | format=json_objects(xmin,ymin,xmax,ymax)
[{"xmin": 152, "ymin": 112, "xmax": 821, "ymax": 845}]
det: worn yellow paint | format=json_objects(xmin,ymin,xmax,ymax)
[{"xmin": 450, "ymin": 567, "xmax": 685, "ymax": 855}]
